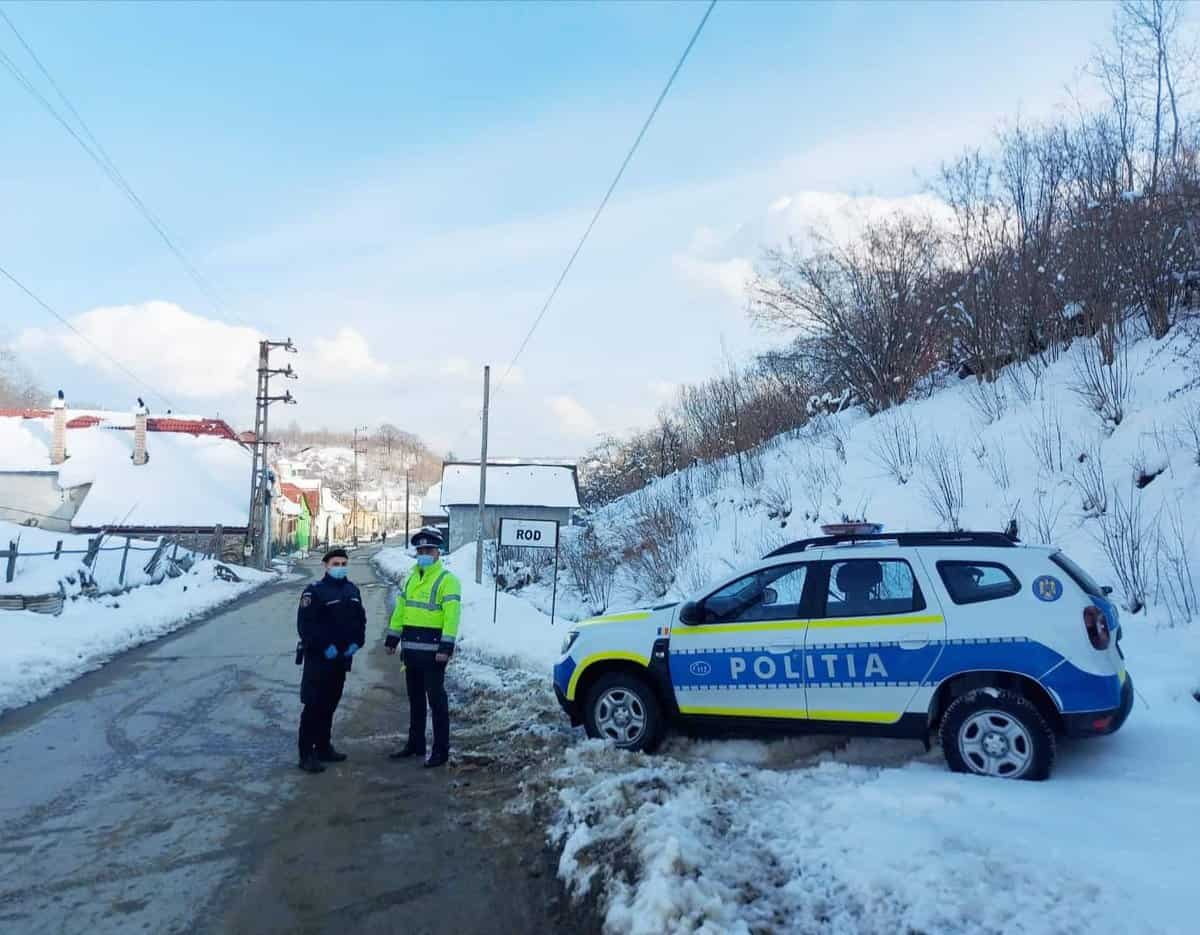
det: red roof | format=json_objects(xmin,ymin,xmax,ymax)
[{"xmin": 280, "ymin": 482, "xmax": 318, "ymax": 515}]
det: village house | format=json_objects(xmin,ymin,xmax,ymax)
[
  {"xmin": 0, "ymin": 394, "xmax": 250, "ymax": 558},
  {"xmin": 438, "ymin": 461, "xmax": 580, "ymax": 552}
]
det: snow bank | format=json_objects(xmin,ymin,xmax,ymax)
[{"xmin": 0, "ymin": 561, "xmax": 273, "ymax": 714}]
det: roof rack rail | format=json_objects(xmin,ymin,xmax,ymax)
[{"xmin": 765, "ymin": 530, "xmax": 1018, "ymax": 558}]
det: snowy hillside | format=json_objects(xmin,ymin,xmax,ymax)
[
  {"xmin": 574, "ymin": 330, "xmax": 1200, "ymax": 627},
  {"xmin": 379, "ymin": 329, "xmax": 1200, "ymax": 935}
]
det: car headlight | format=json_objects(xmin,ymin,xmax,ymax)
[{"xmin": 560, "ymin": 630, "xmax": 580, "ymax": 656}]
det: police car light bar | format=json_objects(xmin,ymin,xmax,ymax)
[{"xmin": 820, "ymin": 522, "xmax": 884, "ymax": 537}]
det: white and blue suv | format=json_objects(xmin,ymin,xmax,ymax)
[{"xmin": 553, "ymin": 530, "xmax": 1133, "ymax": 780}]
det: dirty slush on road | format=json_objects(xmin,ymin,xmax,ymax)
[{"xmin": 214, "ymin": 565, "xmax": 602, "ymax": 935}]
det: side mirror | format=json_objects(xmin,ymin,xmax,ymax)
[
  {"xmin": 1101, "ymin": 585, "xmax": 1114, "ymax": 596},
  {"xmin": 762, "ymin": 587, "xmax": 778, "ymax": 606},
  {"xmin": 678, "ymin": 601, "xmax": 704, "ymax": 625}
]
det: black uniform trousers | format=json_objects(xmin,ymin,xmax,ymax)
[
  {"xmin": 404, "ymin": 650, "xmax": 449, "ymax": 757},
  {"xmin": 298, "ymin": 665, "xmax": 346, "ymax": 758}
]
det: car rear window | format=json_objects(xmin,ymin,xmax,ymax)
[
  {"xmin": 1050, "ymin": 552, "xmax": 1104, "ymax": 597},
  {"xmin": 937, "ymin": 561, "xmax": 1020, "ymax": 605}
]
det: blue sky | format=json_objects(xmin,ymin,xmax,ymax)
[{"xmin": 0, "ymin": 0, "xmax": 1118, "ymax": 455}]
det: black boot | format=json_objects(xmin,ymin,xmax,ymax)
[
  {"xmin": 389, "ymin": 744, "xmax": 424, "ymax": 759},
  {"xmin": 424, "ymin": 751, "xmax": 449, "ymax": 769},
  {"xmin": 317, "ymin": 746, "xmax": 348, "ymax": 763},
  {"xmin": 298, "ymin": 752, "xmax": 326, "ymax": 773}
]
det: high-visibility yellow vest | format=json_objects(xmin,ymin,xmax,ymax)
[{"xmin": 387, "ymin": 560, "xmax": 461, "ymax": 654}]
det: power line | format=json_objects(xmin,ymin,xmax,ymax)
[
  {"xmin": 0, "ymin": 262, "xmax": 174, "ymax": 407},
  {"xmin": 0, "ymin": 8, "xmax": 251, "ymax": 330},
  {"xmin": 494, "ymin": 0, "xmax": 717, "ymax": 397}
]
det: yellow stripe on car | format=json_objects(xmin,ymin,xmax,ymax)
[
  {"xmin": 578, "ymin": 611, "xmax": 652, "ymax": 627},
  {"xmin": 566, "ymin": 651, "xmax": 650, "ymax": 700},
  {"xmin": 676, "ymin": 706, "xmax": 901, "ymax": 724},
  {"xmin": 671, "ymin": 614, "xmax": 943, "ymax": 635}
]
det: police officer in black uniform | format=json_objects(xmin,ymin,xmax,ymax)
[{"xmin": 296, "ymin": 548, "xmax": 367, "ymax": 773}]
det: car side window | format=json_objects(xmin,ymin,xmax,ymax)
[
  {"xmin": 937, "ymin": 561, "xmax": 1020, "ymax": 605},
  {"xmin": 824, "ymin": 559, "xmax": 925, "ymax": 617},
  {"xmin": 700, "ymin": 564, "xmax": 809, "ymax": 624}
]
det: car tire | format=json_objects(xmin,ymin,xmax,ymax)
[
  {"xmin": 582, "ymin": 671, "xmax": 663, "ymax": 753},
  {"xmin": 940, "ymin": 688, "xmax": 1056, "ymax": 781}
]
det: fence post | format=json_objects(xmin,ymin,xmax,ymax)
[
  {"xmin": 119, "ymin": 537, "xmax": 131, "ymax": 587},
  {"xmin": 54, "ymin": 540, "xmax": 63, "ymax": 560},
  {"xmin": 84, "ymin": 536, "xmax": 102, "ymax": 568},
  {"xmin": 4, "ymin": 541, "xmax": 15, "ymax": 584}
]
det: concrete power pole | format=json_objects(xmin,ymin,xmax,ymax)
[
  {"xmin": 474, "ymin": 365, "xmax": 490, "ymax": 585},
  {"xmin": 246, "ymin": 338, "xmax": 297, "ymax": 569},
  {"xmin": 351, "ymin": 424, "xmax": 368, "ymax": 545}
]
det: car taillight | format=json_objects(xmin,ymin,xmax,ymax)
[{"xmin": 1083, "ymin": 605, "xmax": 1111, "ymax": 650}]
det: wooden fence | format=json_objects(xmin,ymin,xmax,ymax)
[{"xmin": 0, "ymin": 525, "xmax": 227, "ymax": 614}]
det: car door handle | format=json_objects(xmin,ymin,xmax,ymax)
[
  {"xmin": 898, "ymin": 634, "xmax": 932, "ymax": 650},
  {"xmin": 765, "ymin": 644, "xmax": 792, "ymax": 654}
]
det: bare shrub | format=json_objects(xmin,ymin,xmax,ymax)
[
  {"xmin": 760, "ymin": 474, "xmax": 793, "ymax": 522},
  {"xmin": 921, "ymin": 435, "xmax": 966, "ymax": 530},
  {"xmin": 870, "ymin": 410, "xmax": 921, "ymax": 484},
  {"xmin": 799, "ymin": 453, "xmax": 841, "ymax": 521},
  {"xmin": 1072, "ymin": 337, "xmax": 1133, "ymax": 431},
  {"xmin": 1024, "ymin": 400, "xmax": 1068, "ymax": 474},
  {"xmin": 756, "ymin": 525, "xmax": 789, "ymax": 558},
  {"xmin": 616, "ymin": 491, "xmax": 697, "ymax": 598},
  {"xmin": 1095, "ymin": 484, "xmax": 1156, "ymax": 613},
  {"xmin": 1026, "ymin": 484, "xmax": 1069, "ymax": 544},
  {"xmin": 983, "ymin": 443, "xmax": 1012, "ymax": 492},
  {"xmin": 1073, "ymin": 442, "xmax": 1109, "ymax": 517},
  {"xmin": 1004, "ymin": 358, "xmax": 1045, "ymax": 406},
  {"xmin": 562, "ymin": 527, "xmax": 619, "ymax": 615},
  {"xmin": 1175, "ymin": 403, "xmax": 1200, "ymax": 466},
  {"xmin": 1155, "ymin": 502, "xmax": 1199, "ymax": 625},
  {"xmin": 967, "ymin": 379, "xmax": 1008, "ymax": 425}
]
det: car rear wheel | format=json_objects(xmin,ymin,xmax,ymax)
[
  {"xmin": 582, "ymin": 671, "xmax": 663, "ymax": 753},
  {"xmin": 940, "ymin": 688, "xmax": 1055, "ymax": 780}
]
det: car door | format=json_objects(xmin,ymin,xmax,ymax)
[
  {"xmin": 802, "ymin": 553, "xmax": 947, "ymax": 725},
  {"xmin": 668, "ymin": 561, "xmax": 814, "ymax": 721}
]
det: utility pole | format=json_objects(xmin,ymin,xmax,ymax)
[
  {"xmin": 351, "ymin": 424, "xmax": 368, "ymax": 545},
  {"xmin": 246, "ymin": 338, "xmax": 297, "ymax": 569},
  {"xmin": 475, "ymin": 365, "xmax": 490, "ymax": 585},
  {"xmin": 404, "ymin": 468, "xmax": 411, "ymax": 545}
]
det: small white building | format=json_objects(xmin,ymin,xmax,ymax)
[{"xmin": 439, "ymin": 462, "xmax": 579, "ymax": 552}]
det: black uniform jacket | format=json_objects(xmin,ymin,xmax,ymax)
[{"xmin": 297, "ymin": 575, "xmax": 367, "ymax": 700}]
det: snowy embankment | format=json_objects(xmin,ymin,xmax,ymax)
[
  {"xmin": 0, "ymin": 521, "xmax": 276, "ymax": 714},
  {"xmin": 375, "ymin": 333, "xmax": 1200, "ymax": 934}
]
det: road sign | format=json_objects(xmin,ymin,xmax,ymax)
[
  {"xmin": 498, "ymin": 517, "xmax": 559, "ymax": 550},
  {"xmin": 494, "ymin": 518, "xmax": 561, "ymax": 626}
]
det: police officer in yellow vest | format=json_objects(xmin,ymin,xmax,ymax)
[{"xmin": 384, "ymin": 528, "xmax": 461, "ymax": 768}]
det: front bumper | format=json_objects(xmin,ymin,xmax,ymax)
[
  {"xmin": 1062, "ymin": 672, "xmax": 1135, "ymax": 737},
  {"xmin": 554, "ymin": 683, "xmax": 582, "ymax": 726}
]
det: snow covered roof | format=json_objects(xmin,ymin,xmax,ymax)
[
  {"xmin": 0, "ymin": 410, "xmax": 249, "ymax": 530},
  {"xmin": 421, "ymin": 482, "xmax": 448, "ymax": 518},
  {"xmin": 320, "ymin": 487, "xmax": 349, "ymax": 514},
  {"xmin": 439, "ymin": 463, "xmax": 579, "ymax": 509}
]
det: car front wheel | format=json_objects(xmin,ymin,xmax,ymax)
[
  {"xmin": 582, "ymin": 671, "xmax": 663, "ymax": 753},
  {"xmin": 940, "ymin": 688, "xmax": 1055, "ymax": 780}
]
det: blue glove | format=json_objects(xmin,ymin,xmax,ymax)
[
  {"xmin": 324, "ymin": 644, "xmax": 338, "ymax": 660},
  {"xmin": 345, "ymin": 643, "xmax": 359, "ymax": 658}
]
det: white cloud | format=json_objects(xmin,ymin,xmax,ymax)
[
  {"xmin": 16, "ymin": 301, "xmax": 262, "ymax": 400},
  {"xmin": 300, "ymin": 327, "xmax": 389, "ymax": 383},
  {"xmin": 673, "ymin": 190, "xmax": 953, "ymax": 307},
  {"xmin": 648, "ymin": 380, "xmax": 679, "ymax": 402},
  {"xmin": 547, "ymin": 395, "xmax": 598, "ymax": 438},
  {"xmin": 439, "ymin": 356, "xmax": 523, "ymax": 388}
]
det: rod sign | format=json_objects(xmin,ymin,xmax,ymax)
[{"xmin": 498, "ymin": 518, "xmax": 559, "ymax": 550}]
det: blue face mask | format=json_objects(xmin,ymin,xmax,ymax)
[
  {"xmin": 416, "ymin": 554, "xmax": 436, "ymax": 568},
  {"xmin": 327, "ymin": 566, "xmax": 349, "ymax": 580}
]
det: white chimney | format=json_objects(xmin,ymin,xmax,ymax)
[
  {"xmin": 51, "ymin": 390, "xmax": 67, "ymax": 465},
  {"xmin": 133, "ymin": 398, "xmax": 149, "ymax": 466}
]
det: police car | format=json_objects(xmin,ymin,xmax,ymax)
[{"xmin": 553, "ymin": 527, "xmax": 1133, "ymax": 780}]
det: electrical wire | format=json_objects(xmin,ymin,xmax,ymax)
[
  {"xmin": 493, "ymin": 0, "xmax": 717, "ymax": 397},
  {"xmin": 0, "ymin": 262, "xmax": 174, "ymax": 407},
  {"xmin": 0, "ymin": 8, "xmax": 251, "ymax": 329}
]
